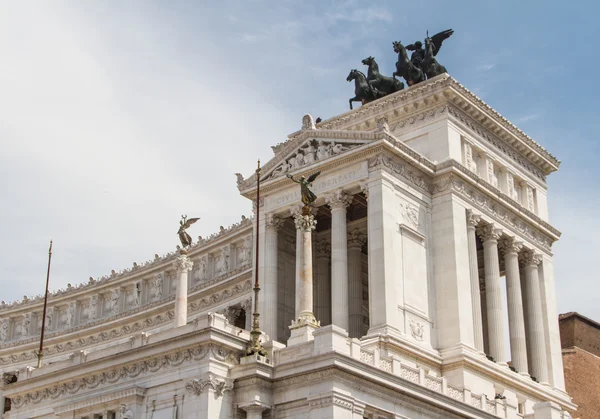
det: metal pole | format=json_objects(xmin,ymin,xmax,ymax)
[
  {"xmin": 247, "ymin": 160, "xmax": 267, "ymax": 356},
  {"xmin": 37, "ymin": 240, "xmax": 53, "ymax": 368}
]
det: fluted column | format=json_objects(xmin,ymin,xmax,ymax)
[
  {"xmin": 173, "ymin": 253, "xmax": 193, "ymax": 327},
  {"xmin": 290, "ymin": 211, "xmax": 318, "ymax": 328},
  {"xmin": 314, "ymin": 239, "xmax": 331, "ymax": 325},
  {"xmin": 478, "ymin": 224, "xmax": 506, "ymax": 363},
  {"xmin": 521, "ymin": 250, "xmax": 548, "ymax": 383},
  {"xmin": 264, "ymin": 214, "xmax": 283, "ymax": 340},
  {"xmin": 466, "ymin": 210, "xmax": 484, "ymax": 353},
  {"xmin": 348, "ymin": 230, "xmax": 367, "ymax": 338},
  {"xmin": 326, "ymin": 190, "xmax": 353, "ymax": 331},
  {"xmin": 501, "ymin": 237, "xmax": 529, "ymax": 375}
]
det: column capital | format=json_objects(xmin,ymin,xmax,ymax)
[
  {"xmin": 348, "ymin": 230, "xmax": 367, "ymax": 249},
  {"xmin": 173, "ymin": 254, "xmax": 194, "ymax": 272},
  {"xmin": 499, "ymin": 237, "xmax": 523, "ymax": 255},
  {"xmin": 466, "ymin": 209, "xmax": 482, "ymax": 228},
  {"xmin": 520, "ymin": 250, "xmax": 542, "ymax": 267},
  {"xmin": 314, "ymin": 239, "xmax": 331, "ymax": 258},
  {"xmin": 293, "ymin": 213, "xmax": 317, "ymax": 232},
  {"xmin": 359, "ymin": 182, "xmax": 369, "ymax": 200},
  {"xmin": 325, "ymin": 189, "xmax": 353, "ymax": 210},
  {"xmin": 265, "ymin": 213, "xmax": 284, "ymax": 231},
  {"xmin": 477, "ymin": 224, "xmax": 503, "ymax": 243}
]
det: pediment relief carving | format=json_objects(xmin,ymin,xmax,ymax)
[{"xmin": 263, "ymin": 138, "xmax": 369, "ymax": 182}]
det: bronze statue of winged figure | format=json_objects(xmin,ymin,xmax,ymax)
[
  {"xmin": 178, "ymin": 215, "xmax": 200, "ymax": 248},
  {"xmin": 406, "ymin": 29, "xmax": 454, "ymax": 71},
  {"xmin": 287, "ymin": 171, "xmax": 321, "ymax": 206}
]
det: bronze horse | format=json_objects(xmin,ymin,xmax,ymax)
[
  {"xmin": 362, "ymin": 56, "xmax": 404, "ymax": 95},
  {"xmin": 346, "ymin": 69, "xmax": 383, "ymax": 110},
  {"xmin": 392, "ymin": 41, "xmax": 425, "ymax": 86}
]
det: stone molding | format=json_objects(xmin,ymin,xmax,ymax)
[
  {"xmin": 185, "ymin": 372, "xmax": 233, "ymax": 398},
  {"xmin": 8, "ymin": 344, "xmax": 239, "ymax": 409},
  {"xmin": 53, "ymin": 386, "xmax": 146, "ymax": 415},
  {"xmin": 368, "ymin": 154, "xmax": 431, "ymax": 193},
  {"xmin": 0, "ymin": 279, "xmax": 252, "ymax": 366}
]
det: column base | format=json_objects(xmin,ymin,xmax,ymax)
[
  {"xmin": 288, "ymin": 322, "xmax": 320, "ymax": 346},
  {"xmin": 290, "ymin": 311, "xmax": 320, "ymax": 330}
]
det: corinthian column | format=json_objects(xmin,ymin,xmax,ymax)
[
  {"xmin": 314, "ymin": 239, "xmax": 331, "ymax": 325},
  {"xmin": 173, "ymin": 253, "xmax": 194, "ymax": 327},
  {"xmin": 348, "ymin": 230, "xmax": 367, "ymax": 338},
  {"xmin": 478, "ymin": 224, "xmax": 506, "ymax": 364},
  {"xmin": 466, "ymin": 210, "xmax": 484, "ymax": 353},
  {"xmin": 501, "ymin": 237, "xmax": 529, "ymax": 375},
  {"xmin": 264, "ymin": 214, "xmax": 283, "ymax": 340},
  {"xmin": 326, "ymin": 190, "xmax": 353, "ymax": 331},
  {"xmin": 521, "ymin": 250, "xmax": 548, "ymax": 383},
  {"xmin": 290, "ymin": 210, "xmax": 318, "ymax": 329}
]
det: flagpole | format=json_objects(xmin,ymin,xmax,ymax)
[
  {"xmin": 37, "ymin": 240, "xmax": 53, "ymax": 368},
  {"xmin": 246, "ymin": 160, "xmax": 267, "ymax": 356}
]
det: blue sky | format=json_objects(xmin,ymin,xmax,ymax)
[{"xmin": 0, "ymin": 1, "xmax": 598, "ymax": 321}]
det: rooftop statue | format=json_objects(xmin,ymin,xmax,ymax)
[
  {"xmin": 177, "ymin": 215, "xmax": 200, "ymax": 248},
  {"xmin": 392, "ymin": 40, "xmax": 426, "ymax": 86},
  {"xmin": 287, "ymin": 172, "xmax": 321, "ymax": 207},
  {"xmin": 346, "ymin": 69, "xmax": 383, "ymax": 110},
  {"xmin": 406, "ymin": 29, "xmax": 453, "ymax": 77},
  {"xmin": 362, "ymin": 56, "xmax": 404, "ymax": 96}
]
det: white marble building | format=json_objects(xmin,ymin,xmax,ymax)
[{"xmin": 0, "ymin": 74, "xmax": 575, "ymax": 418}]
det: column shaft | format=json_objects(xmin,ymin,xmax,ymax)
[
  {"xmin": 315, "ymin": 240, "xmax": 331, "ymax": 325},
  {"xmin": 291, "ymin": 212, "xmax": 318, "ymax": 327},
  {"xmin": 502, "ymin": 238, "xmax": 528, "ymax": 374},
  {"xmin": 348, "ymin": 231, "xmax": 366, "ymax": 338},
  {"xmin": 173, "ymin": 254, "xmax": 193, "ymax": 328},
  {"xmin": 466, "ymin": 210, "xmax": 484, "ymax": 352},
  {"xmin": 479, "ymin": 225, "xmax": 506, "ymax": 363},
  {"xmin": 327, "ymin": 190, "xmax": 352, "ymax": 331},
  {"xmin": 264, "ymin": 215, "xmax": 282, "ymax": 341},
  {"xmin": 522, "ymin": 252, "xmax": 549, "ymax": 383}
]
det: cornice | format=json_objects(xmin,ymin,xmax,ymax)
[
  {"xmin": 0, "ymin": 277, "xmax": 252, "ymax": 366},
  {"xmin": 433, "ymin": 163, "xmax": 559, "ymax": 252}
]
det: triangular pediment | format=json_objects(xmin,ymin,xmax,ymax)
[{"xmin": 237, "ymin": 121, "xmax": 379, "ymax": 192}]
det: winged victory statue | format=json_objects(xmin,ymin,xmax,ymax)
[
  {"xmin": 177, "ymin": 215, "xmax": 200, "ymax": 248},
  {"xmin": 287, "ymin": 172, "xmax": 321, "ymax": 207}
]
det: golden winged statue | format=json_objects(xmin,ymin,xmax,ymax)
[
  {"xmin": 177, "ymin": 215, "xmax": 200, "ymax": 248},
  {"xmin": 287, "ymin": 171, "xmax": 321, "ymax": 206}
]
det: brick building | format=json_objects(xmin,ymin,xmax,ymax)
[{"xmin": 559, "ymin": 312, "xmax": 600, "ymax": 419}]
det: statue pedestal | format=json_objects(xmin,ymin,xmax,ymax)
[{"xmin": 288, "ymin": 210, "xmax": 320, "ymax": 347}]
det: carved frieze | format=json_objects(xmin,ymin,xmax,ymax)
[
  {"xmin": 267, "ymin": 139, "xmax": 364, "ymax": 182},
  {"xmin": 9, "ymin": 344, "xmax": 239, "ymax": 409},
  {"xmin": 0, "ymin": 318, "xmax": 9, "ymax": 342},
  {"xmin": 368, "ymin": 154, "xmax": 430, "ymax": 192}
]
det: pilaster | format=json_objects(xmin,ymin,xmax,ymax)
[
  {"xmin": 466, "ymin": 210, "xmax": 484, "ymax": 353},
  {"xmin": 314, "ymin": 238, "xmax": 331, "ymax": 326},
  {"xmin": 366, "ymin": 175, "xmax": 400, "ymax": 336},
  {"xmin": 348, "ymin": 230, "xmax": 367, "ymax": 339}
]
